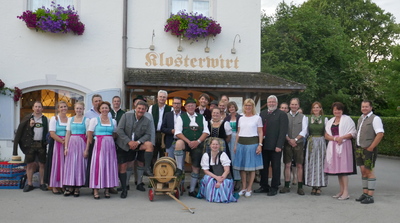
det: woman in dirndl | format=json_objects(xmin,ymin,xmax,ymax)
[
  {"xmin": 324, "ymin": 102, "xmax": 357, "ymax": 200},
  {"xmin": 304, "ymin": 102, "xmax": 328, "ymax": 196},
  {"xmin": 49, "ymin": 101, "xmax": 69, "ymax": 195},
  {"xmin": 63, "ymin": 101, "xmax": 89, "ymax": 197},
  {"xmin": 85, "ymin": 101, "xmax": 118, "ymax": 199},
  {"xmin": 197, "ymin": 138, "xmax": 237, "ymax": 203},
  {"xmin": 225, "ymin": 101, "xmax": 241, "ymax": 185}
]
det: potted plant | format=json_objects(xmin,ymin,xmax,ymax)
[
  {"xmin": 17, "ymin": 1, "xmax": 85, "ymax": 35},
  {"xmin": 164, "ymin": 10, "xmax": 221, "ymax": 41}
]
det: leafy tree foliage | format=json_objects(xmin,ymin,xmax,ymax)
[{"xmin": 261, "ymin": 1, "xmax": 399, "ymax": 115}]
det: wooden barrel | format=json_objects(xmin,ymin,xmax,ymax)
[{"xmin": 153, "ymin": 157, "xmax": 177, "ymax": 183}]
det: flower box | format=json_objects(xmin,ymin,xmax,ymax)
[
  {"xmin": 164, "ymin": 10, "xmax": 221, "ymax": 42},
  {"xmin": 17, "ymin": 1, "xmax": 85, "ymax": 35}
]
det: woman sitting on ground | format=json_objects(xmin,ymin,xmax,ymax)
[{"xmin": 197, "ymin": 139, "xmax": 237, "ymax": 203}]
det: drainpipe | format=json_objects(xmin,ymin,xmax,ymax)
[{"xmin": 122, "ymin": 0, "xmax": 128, "ymax": 108}]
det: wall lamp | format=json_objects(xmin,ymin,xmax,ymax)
[
  {"xmin": 204, "ymin": 37, "xmax": 210, "ymax": 53},
  {"xmin": 231, "ymin": 34, "xmax": 241, "ymax": 54},
  {"xmin": 149, "ymin": 30, "xmax": 155, "ymax": 50}
]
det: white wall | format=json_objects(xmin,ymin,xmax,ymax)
[
  {"xmin": 127, "ymin": 0, "xmax": 261, "ymax": 72},
  {"xmin": 0, "ymin": 0, "xmax": 125, "ymax": 160}
]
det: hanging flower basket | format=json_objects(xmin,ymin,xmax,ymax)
[
  {"xmin": 0, "ymin": 79, "xmax": 22, "ymax": 102},
  {"xmin": 164, "ymin": 10, "xmax": 221, "ymax": 42},
  {"xmin": 17, "ymin": 1, "xmax": 85, "ymax": 35}
]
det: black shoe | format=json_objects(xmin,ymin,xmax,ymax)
[
  {"xmin": 23, "ymin": 184, "xmax": 34, "ymax": 192},
  {"xmin": 120, "ymin": 190, "xmax": 128, "ymax": 199},
  {"xmin": 356, "ymin": 193, "xmax": 368, "ymax": 202},
  {"xmin": 39, "ymin": 184, "xmax": 48, "ymax": 191},
  {"xmin": 117, "ymin": 185, "xmax": 130, "ymax": 191},
  {"xmin": 361, "ymin": 196, "xmax": 374, "ymax": 204},
  {"xmin": 109, "ymin": 188, "xmax": 118, "ymax": 194},
  {"xmin": 267, "ymin": 189, "xmax": 278, "ymax": 196},
  {"xmin": 174, "ymin": 169, "xmax": 183, "ymax": 177},
  {"xmin": 64, "ymin": 190, "xmax": 71, "ymax": 197},
  {"xmin": 188, "ymin": 191, "xmax": 197, "ymax": 198},
  {"xmin": 136, "ymin": 183, "xmax": 146, "ymax": 191},
  {"xmin": 143, "ymin": 168, "xmax": 154, "ymax": 177},
  {"xmin": 254, "ymin": 187, "xmax": 269, "ymax": 193}
]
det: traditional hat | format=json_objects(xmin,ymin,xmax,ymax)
[
  {"xmin": 210, "ymin": 100, "xmax": 219, "ymax": 106},
  {"xmin": 133, "ymin": 95, "xmax": 146, "ymax": 103},
  {"xmin": 185, "ymin": 97, "xmax": 197, "ymax": 106},
  {"xmin": 9, "ymin": 156, "xmax": 24, "ymax": 164}
]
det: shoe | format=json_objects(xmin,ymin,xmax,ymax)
[
  {"xmin": 356, "ymin": 193, "xmax": 368, "ymax": 202},
  {"xmin": 52, "ymin": 189, "xmax": 62, "ymax": 195},
  {"xmin": 332, "ymin": 193, "xmax": 342, "ymax": 198},
  {"xmin": 74, "ymin": 190, "xmax": 80, "ymax": 197},
  {"xmin": 143, "ymin": 168, "xmax": 154, "ymax": 177},
  {"xmin": 297, "ymin": 188, "xmax": 305, "ymax": 195},
  {"xmin": 315, "ymin": 188, "xmax": 321, "ymax": 196},
  {"xmin": 254, "ymin": 187, "xmax": 269, "ymax": 193},
  {"xmin": 245, "ymin": 190, "xmax": 252, "ymax": 198},
  {"xmin": 188, "ymin": 191, "xmax": 197, "ymax": 197},
  {"xmin": 109, "ymin": 188, "xmax": 118, "ymax": 194},
  {"xmin": 238, "ymin": 190, "xmax": 247, "ymax": 196},
  {"xmin": 267, "ymin": 189, "xmax": 278, "ymax": 196},
  {"xmin": 117, "ymin": 185, "xmax": 130, "ymax": 191},
  {"xmin": 23, "ymin": 184, "xmax": 34, "ymax": 192},
  {"xmin": 311, "ymin": 188, "xmax": 316, "ymax": 195},
  {"xmin": 93, "ymin": 194, "xmax": 100, "ymax": 200},
  {"xmin": 279, "ymin": 187, "xmax": 290, "ymax": 193},
  {"xmin": 39, "ymin": 184, "xmax": 48, "ymax": 191},
  {"xmin": 338, "ymin": 195, "xmax": 350, "ymax": 200},
  {"xmin": 361, "ymin": 196, "xmax": 374, "ymax": 204},
  {"xmin": 64, "ymin": 190, "xmax": 71, "ymax": 197},
  {"xmin": 136, "ymin": 183, "xmax": 146, "ymax": 191},
  {"xmin": 104, "ymin": 190, "xmax": 111, "ymax": 199},
  {"xmin": 174, "ymin": 169, "xmax": 183, "ymax": 177},
  {"xmin": 120, "ymin": 190, "xmax": 127, "ymax": 199}
]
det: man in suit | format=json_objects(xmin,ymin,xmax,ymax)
[
  {"xmin": 355, "ymin": 100, "xmax": 384, "ymax": 204},
  {"xmin": 116, "ymin": 101, "xmax": 154, "ymax": 198},
  {"xmin": 149, "ymin": 90, "xmax": 172, "ymax": 162},
  {"xmin": 255, "ymin": 95, "xmax": 288, "ymax": 196},
  {"xmin": 161, "ymin": 97, "xmax": 183, "ymax": 160},
  {"xmin": 13, "ymin": 101, "xmax": 49, "ymax": 192},
  {"xmin": 195, "ymin": 93, "xmax": 211, "ymax": 121}
]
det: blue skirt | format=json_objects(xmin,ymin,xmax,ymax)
[
  {"xmin": 233, "ymin": 143, "xmax": 263, "ymax": 171},
  {"xmin": 197, "ymin": 175, "xmax": 237, "ymax": 203}
]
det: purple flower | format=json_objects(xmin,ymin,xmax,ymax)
[{"xmin": 17, "ymin": 1, "xmax": 84, "ymax": 35}]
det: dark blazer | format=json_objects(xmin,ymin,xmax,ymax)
[
  {"xmin": 260, "ymin": 109, "xmax": 288, "ymax": 151},
  {"xmin": 13, "ymin": 114, "xmax": 48, "ymax": 155},
  {"xmin": 161, "ymin": 111, "xmax": 180, "ymax": 148},
  {"xmin": 195, "ymin": 107, "xmax": 211, "ymax": 121}
]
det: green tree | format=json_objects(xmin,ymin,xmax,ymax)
[{"xmin": 261, "ymin": 1, "xmax": 399, "ymax": 115}]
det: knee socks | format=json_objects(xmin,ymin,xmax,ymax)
[
  {"xmin": 144, "ymin": 152, "xmax": 153, "ymax": 170},
  {"xmin": 368, "ymin": 178, "xmax": 376, "ymax": 192},
  {"xmin": 119, "ymin": 173, "xmax": 127, "ymax": 190},
  {"xmin": 190, "ymin": 172, "xmax": 199, "ymax": 192},
  {"xmin": 137, "ymin": 167, "xmax": 144, "ymax": 185},
  {"xmin": 174, "ymin": 150, "xmax": 184, "ymax": 170}
]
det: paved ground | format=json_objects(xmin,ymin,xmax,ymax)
[{"xmin": 1, "ymin": 156, "xmax": 399, "ymax": 223}]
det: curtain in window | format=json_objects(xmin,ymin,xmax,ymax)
[
  {"xmin": 193, "ymin": 0, "xmax": 209, "ymax": 16},
  {"xmin": 28, "ymin": 0, "xmax": 74, "ymax": 11}
]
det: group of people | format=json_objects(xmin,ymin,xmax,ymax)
[
  {"xmin": 13, "ymin": 92, "xmax": 384, "ymax": 205},
  {"xmin": 253, "ymin": 97, "xmax": 384, "ymax": 205}
]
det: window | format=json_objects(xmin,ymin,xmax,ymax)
[
  {"xmin": 20, "ymin": 89, "xmax": 84, "ymax": 120},
  {"xmin": 28, "ymin": 0, "xmax": 75, "ymax": 11},
  {"xmin": 170, "ymin": 0, "xmax": 211, "ymax": 16}
]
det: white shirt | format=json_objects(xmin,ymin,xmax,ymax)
[
  {"xmin": 356, "ymin": 111, "xmax": 384, "ymax": 146},
  {"xmin": 174, "ymin": 112, "xmax": 210, "ymax": 137},
  {"xmin": 149, "ymin": 104, "xmax": 166, "ymax": 131},
  {"xmin": 200, "ymin": 152, "xmax": 231, "ymax": 170},
  {"xmin": 238, "ymin": 115, "xmax": 263, "ymax": 137}
]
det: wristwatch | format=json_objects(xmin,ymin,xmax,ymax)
[
  {"xmin": 294, "ymin": 138, "xmax": 298, "ymax": 142},
  {"xmin": 259, "ymin": 143, "xmax": 263, "ymax": 146}
]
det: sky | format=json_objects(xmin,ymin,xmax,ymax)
[{"xmin": 261, "ymin": 0, "xmax": 399, "ymax": 23}]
